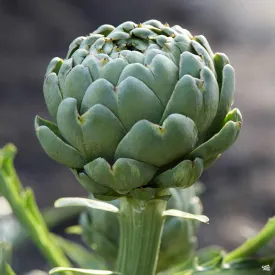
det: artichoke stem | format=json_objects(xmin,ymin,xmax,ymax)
[{"xmin": 115, "ymin": 190, "xmax": 169, "ymax": 275}]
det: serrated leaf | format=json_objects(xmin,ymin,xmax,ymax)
[
  {"xmin": 55, "ymin": 198, "xmax": 119, "ymax": 213},
  {"xmin": 163, "ymin": 209, "xmax": 209, "ymax": 224}
]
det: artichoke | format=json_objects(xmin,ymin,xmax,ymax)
[
  {"xmin": 35, "ymin": 19, "xmax": 242, "ymax": 198},
  {"xmin": 80, "ymin": 186, "xmax": 202, "ymax": 272}
]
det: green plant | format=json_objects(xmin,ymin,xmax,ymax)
[{"xmin": 0, "ymin": 19, "xmax": 274, "ymax": 275}]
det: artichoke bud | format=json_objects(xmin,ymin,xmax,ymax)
[{"xmin": 35, "ymin": 20, "xmax": 242, "ymax": 198}]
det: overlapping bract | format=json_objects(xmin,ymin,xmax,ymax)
[
  {"xmin": 80, "ymin": 187, "xmax": 202, "ymax": 272},
  {"xmin": 35, "ymin": 20, "xmax": 242, "ymax": 198}
]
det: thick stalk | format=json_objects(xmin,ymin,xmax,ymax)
[{"xmin": 115, "ymin": 190, "xmax": 169, "ymax": 275}]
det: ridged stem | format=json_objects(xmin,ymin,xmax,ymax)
[{"xmin": 115, "ymin": 190, "xmax": 169, "ymax": 275}]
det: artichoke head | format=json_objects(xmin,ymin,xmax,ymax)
[{"xmin": 35, "ymin": 20, "xmax": 242, "ymax": 199}]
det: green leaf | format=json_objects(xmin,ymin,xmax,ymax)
[
  {"xmin": 55, "ymin": 198, "xmax": 119, "ymax": 213},
  {"xmin": 50, "ymin": 267, "xmax": 119, "ymax": 275},
  {"xmin": 163, "ymin": 209, "xmax": 209, "ymax": 224}
]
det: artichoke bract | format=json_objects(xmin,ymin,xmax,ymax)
[{"xmin": 35, "ymin": 19, "xmax": 242, "ymax": 198}]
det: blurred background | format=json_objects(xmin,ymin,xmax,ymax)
[{"xmin": 0, "ymin": 0, "xmax": 275, "ymax": 273}]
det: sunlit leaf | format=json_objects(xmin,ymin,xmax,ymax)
[
  {"xmin": 49, "ymin": 267, "xmax": 119, "ymax": 274},
  {"xmin": 55, "ymin": 198, "xmax": 119, "ymax": 213},
  {"xmin": 163, "ymin": 209, "xmax": 209, "ymax": 224}
]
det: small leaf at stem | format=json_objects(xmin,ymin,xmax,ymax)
[
  {"xmin": 49, "ymin": 267, "xmax": 119, "ymax": 274},
  {"xmin": 163, "ymin": 209, "xmax": 209, "ymax": 224},
  {"xmin": 54, "ymin": 198, "xmax": 119, "ymax": 213}
]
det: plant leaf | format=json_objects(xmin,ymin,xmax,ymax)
[
  {"xmin": 55, "ymin": 198, "xmax": 119, "ymax": 213},
  {"xmin": 49, "ymin": 267, "xmax": 119, "ymax": 274},
  {"xmin": 163, "ymin": 209, "xmax": 209, "ymax": 224}
]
